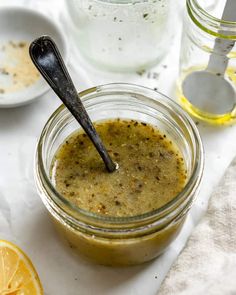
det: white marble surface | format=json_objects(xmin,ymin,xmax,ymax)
[{"xmin": 0, "ymin": 1, "xmax": 236, "ymax": 294}]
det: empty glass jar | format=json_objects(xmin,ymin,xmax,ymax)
[{"xmin": 65, "ymin": 0, "xmax": 176, "ymax": 71}]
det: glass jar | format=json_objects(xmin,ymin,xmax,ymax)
[
  {"xmin": 35, "ymin": 83, "xmax": 204, "ymax": 266},
  {"xmin": 177, "ymin": 0, "xmax": 236, "ymax": 125},
  {"xmin": 64, "ymin": 0, "xmax": 176, "ymax": 71}
]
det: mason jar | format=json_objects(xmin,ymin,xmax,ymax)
[
  {"xmin": 35, "ymin": 83, "xmax": 204, "ymax": 266},
  {"xmin": 64, "ymin": 0, "xmax": 176, "ymax": 71},
  {"xmin": 178, "ymin": 0, "xmax": 236, "ymax": 125}
]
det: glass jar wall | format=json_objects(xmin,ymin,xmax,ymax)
[{"xmin": 65, "ymin": 0, "xmax": 175, "ymax": 71}]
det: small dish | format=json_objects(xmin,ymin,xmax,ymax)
[{"xmin": 0, "ymin": 6, "xmax": 67, "ymax": 108}]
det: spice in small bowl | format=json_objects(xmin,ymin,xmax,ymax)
[{"xmin": 0, "ymin": 40, "xmax": 40, "ymax": 94}]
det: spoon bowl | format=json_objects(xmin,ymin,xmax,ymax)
[{"xmin": 183, "ymin": 71, "xmax": 236, "ymax": 114}]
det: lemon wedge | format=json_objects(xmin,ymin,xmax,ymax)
[{"xmin": 0, "ymin": 240, "xmax": 43, "ymax": 295}]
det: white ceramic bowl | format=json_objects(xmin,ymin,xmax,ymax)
[{"xmin": 0, "ymin": 6, "xmax": 68, "ymax": 108}]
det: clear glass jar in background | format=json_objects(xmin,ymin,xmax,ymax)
[
  {"xmin": 35, "ymin": 83, "xmax": 204, "ymax": 266},
  {"xmin": 177, "ymin": 0, "xmax": 236, "ymax": 125},
  {"xmin": 64, "ymin": 0, "xmax": 176, "ymax": 72}
]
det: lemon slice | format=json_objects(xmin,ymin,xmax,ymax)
[{"xmin": 0, "ymin": 240, "xmax": 43, "ymax": 295}]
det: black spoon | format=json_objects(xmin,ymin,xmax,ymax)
[{"xmin": 29, "ymin": 36, "xmax": 117, "ymax": 173}]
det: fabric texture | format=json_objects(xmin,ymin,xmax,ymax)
[{"xmin": 159, "ymin": 157, "xmax": 236, "ymax": 295}]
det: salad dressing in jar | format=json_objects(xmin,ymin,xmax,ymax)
[
  {"xmin": 50, "ymin": 119, "xmax": 187, "ymax": 217},
  {"xmin": 35, "ymin": 84, "xmax": 204, "ymax": 266}
]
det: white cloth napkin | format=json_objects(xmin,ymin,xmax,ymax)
[{"xmin": 159, "ymin": 157, "xmax": 236, "ymax": 295}]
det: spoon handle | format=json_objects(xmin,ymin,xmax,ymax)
[
  {"xmin": 29, "ymin": 36, "xmax": 117, "ymax": 173},
  {"xmin": 207, "ymin": 0, "xmax": 236, "ymax": 75}
]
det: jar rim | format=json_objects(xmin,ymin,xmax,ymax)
[
  {"xmin": 36, "ymin": 83, "xmax": 204, "ymax": 225},
  {"xmin": 187, "ymin": 0, "xmax": 236, "ymax": 38}
]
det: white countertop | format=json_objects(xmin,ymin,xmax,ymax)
[{"xmin": 0, "ymin": 1, "xmax": 236, "ymax": 294}]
